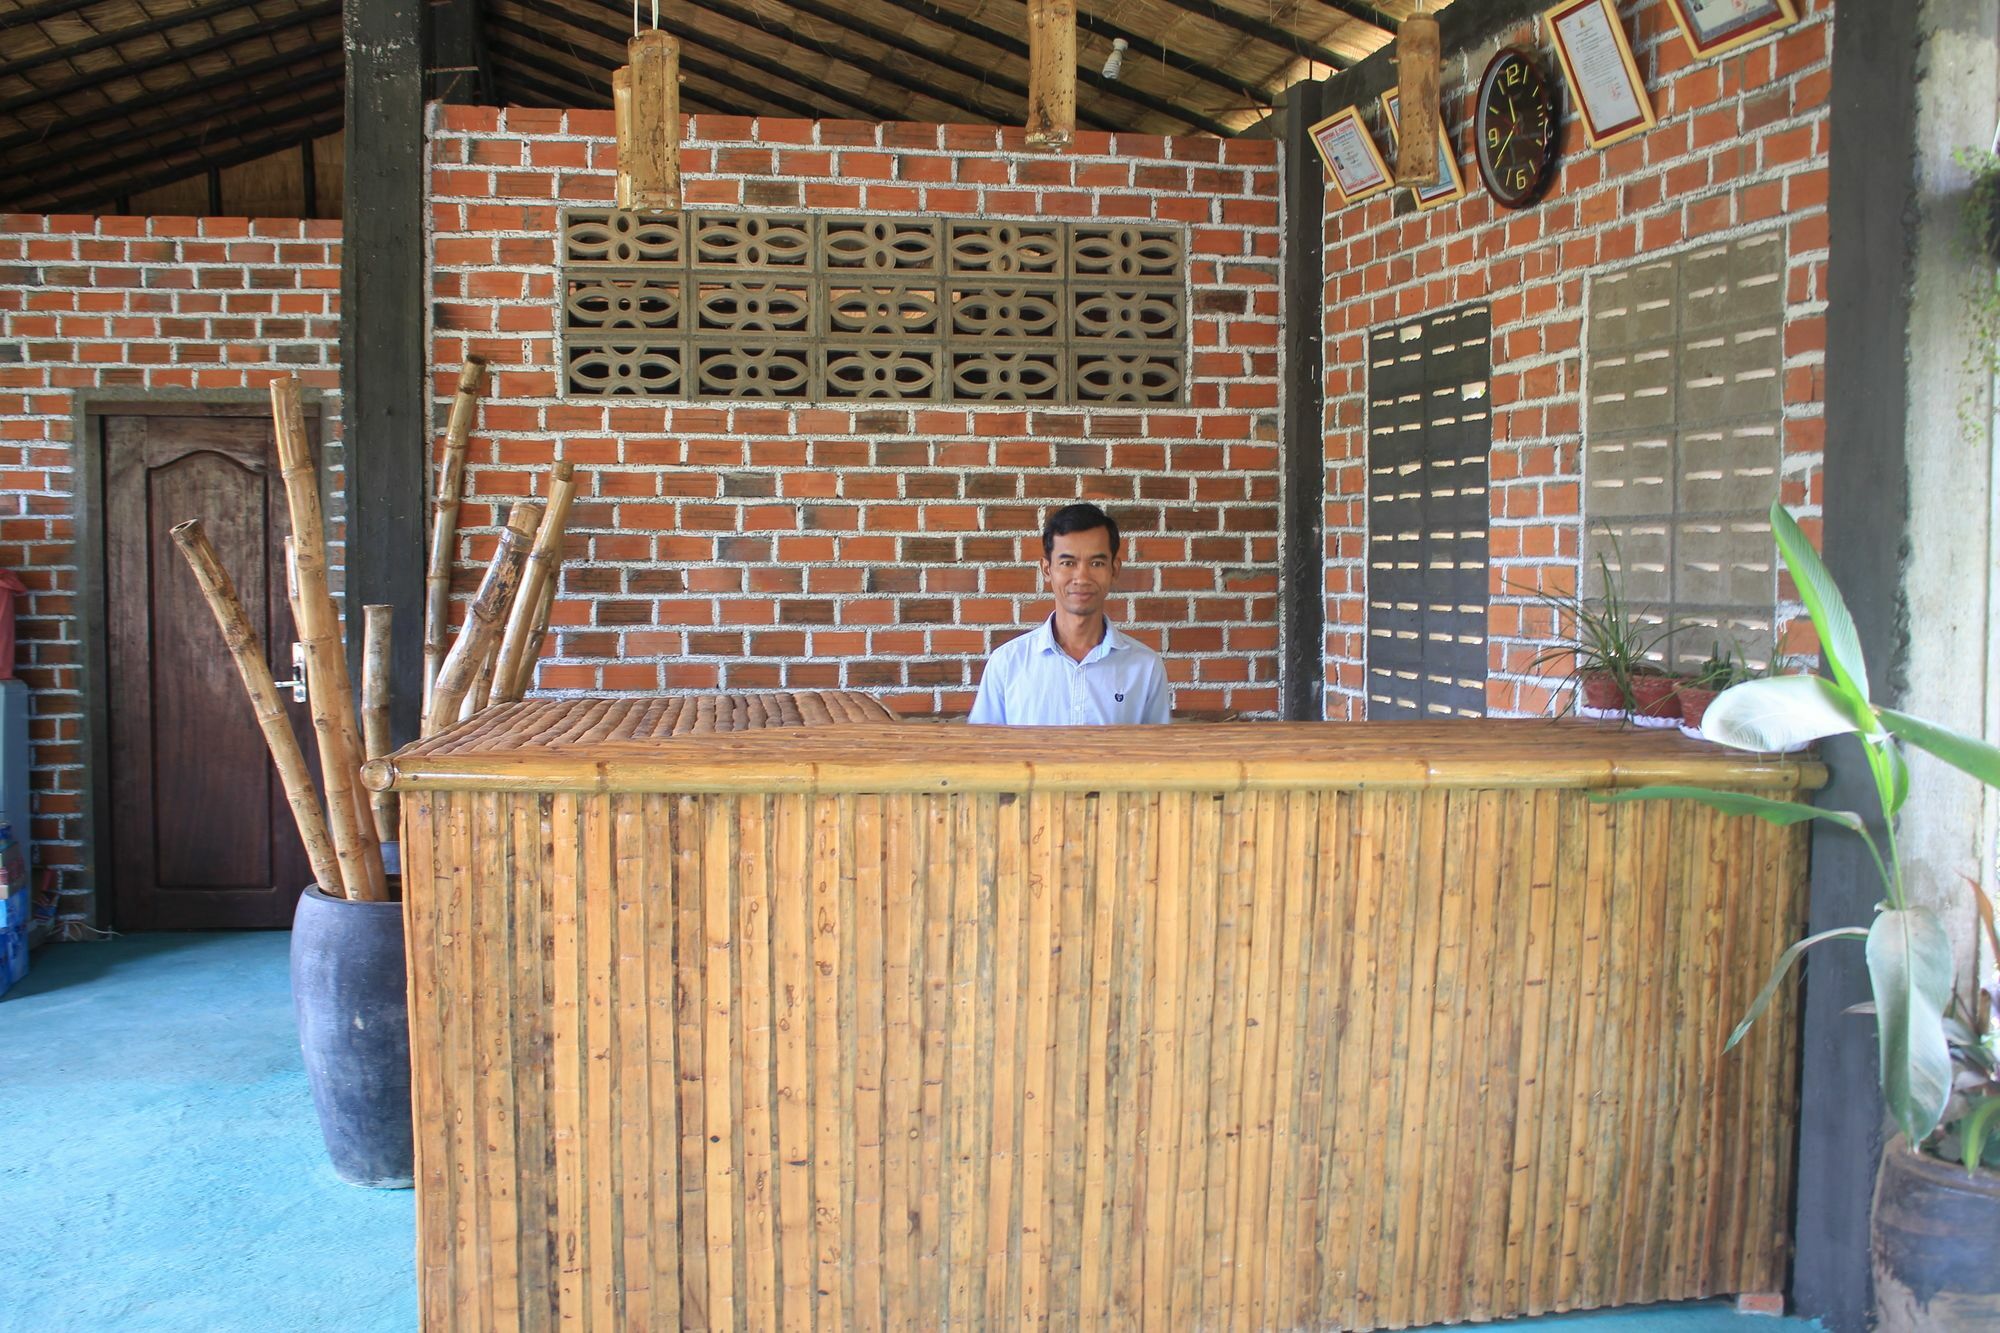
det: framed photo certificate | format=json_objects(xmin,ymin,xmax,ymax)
[
  {"xmin": 1378, "ymin": 89, "xmax": 1467, "ymax": 212},
  {"xmin": 1546, "ymin": 0, "xmax": 1656, "ymax": 149},
  {"xmin": 1308, "ymin": 105, "xmax": 1392, "ymax": 206},
  {"xmin": 1663, "ymin": 0, "xmax": 1798, "ymax": 59}
]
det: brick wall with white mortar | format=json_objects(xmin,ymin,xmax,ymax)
[
  {"xmin": 1321, "ymin": 0, "xmax": 1832, "ymax": 719},
  {"xmin": 427, "ymin": 109, "xmax": 1285, "ymax": 717},
  {"xmin": 0, "ymin": 213, "xmax": 342, "ymax": 922}
]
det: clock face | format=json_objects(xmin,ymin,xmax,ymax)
[{"xmin": 1475, "ymin": 48, "xmax": 1558, "ymax": 209}]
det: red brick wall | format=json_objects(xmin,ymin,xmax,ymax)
[
  {"xmin": 1321, "ymin": 0, "xmax": 1831, "ymax": 719},
  {"xmin": 427, "ymin": 109, "xmax": 1284, "ymax": 717},
  {"xmin": 0, "ymin": 214, "xmax": 342, "ymax": 921}
]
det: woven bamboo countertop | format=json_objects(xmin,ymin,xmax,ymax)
[{"xmin": 368, "ymin": 698, "xmax": 1825, "ymax": 796}]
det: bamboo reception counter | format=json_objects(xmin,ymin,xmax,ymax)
[{"xmin": 373, "ymin": 702, "xmax": 1825, "ymax": 1333}]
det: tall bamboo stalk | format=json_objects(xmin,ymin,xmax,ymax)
[
  {"xmin": 462, "ymin": 639, "xmax": 498, "ymax": 723},
  {"xmin": 426, "ymin": 500, "xmax": 540, "ymax": 734},
  {"xmin": 490, "ymin": 461, "xmax": 576, "ymax": 706},
  {"xmin": 169, "ymin": 519, "xmax": 343, "ymax": 897},
  {"xmin": 510, "ymin": 557, "xmax": 561, "ymax": 703},
  {"xmin": 423, "ymin": 355, "xmax": 488, "ymax": 729},
  {"xmin": 361, "ymin": 604, "xmax": 397, "ymax": 845},
  {"xmin": 271, "ymin": 375, "xmax": 386, "ymax": 902}
]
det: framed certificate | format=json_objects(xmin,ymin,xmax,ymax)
[
  {"xmin": 1664, "ymin": 0, "xmax": 1798, "ymax": 59},
  {"xmin": 1308, "ymin": 105, "xmax": 1393, "ymax": 206},
  {"xmin": 1378, "ymin": 89, "xmax": 1467, "ymax": 212},
  {"xmin": 1546, "ymin": 0, "xmax": 1656, "ymax": 149}
]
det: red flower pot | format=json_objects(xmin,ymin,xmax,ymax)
[
  {"xmin": 1629, "ymin": 673, "xmax": 1682, "ymax": 719},
  {"xmin": 1677, "ymin": 684, "xmax": 1719, "ymax": 731},
  {"xmin": 1579, "ymin": 670, "xmax": 1625, "ymax": 711}
]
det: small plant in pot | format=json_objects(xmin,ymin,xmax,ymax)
[
  {"xmin": 1524, "ymin": 554, "xmax": 1672, "ymax": 722},
  {"xmin": 1675, "ymin": 642, "xmax": 1761, "ymax": 739},
  {"xmin": 1594, "ymin": 500, "xmax": 2000, "ymax": 1331}
]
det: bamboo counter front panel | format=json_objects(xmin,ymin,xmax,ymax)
[{"xmin": 377, "ymin": 706, "xmax": 1823, "ymax": 1332}]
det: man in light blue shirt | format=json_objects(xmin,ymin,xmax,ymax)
[{"xmin": 968, "ymin": 503, "xmax": 1171, "ymax": 726}]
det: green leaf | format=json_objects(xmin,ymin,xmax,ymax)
[
  {"xmin": 1869, "ymin": 908, "xmax": 1956, "ymax": 1146},
  {"xmin": 1700, "ymin": 674, "xmax": 1867, "ymax": 752},
  {"xmin": 1726, "ymin": 926, "xmax": 1871, "ymax": 1050},
  {"xmin": 1962, "ymin": 1097, "xmax": 2000, "ymax": 1173},
  {"xmin": 1770, "ymin": 500, "xmax": 1873, "ymax": 705},
  {"xmin": 1593, "ymin": 784, "xmax": 1866, "ymax": 834},
  {"xmin": 1878, "ymin": 707, "xmax": 2000, "ymax": 791}
]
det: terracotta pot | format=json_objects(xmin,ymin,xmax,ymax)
[
  {"xmin": 1873, "ymin": 1133, "xmax": 2000, "ymax": 1331},
  {"xmin": 1579, "ymin": 670, "xmax": 1625, "ymax": 711},
  {"xmin": 1677, "ymin": 684, "xmax": 1718, "ymax": 731},
  {"xmin": 1628, "ymin": 673, "xmax": 1681, "ymax": 719}
]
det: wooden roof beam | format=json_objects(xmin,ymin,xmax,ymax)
[
  {"xmin": 1072, "ymin": 11, "xmax": 1273, "ymax": 106},
  {"xmin": 764, "ymin": 0, "xmax": 1121, "ymax": 129},
  {"xmin": 487, "ymin": 7, "xmax": 832, "ymax": 123},
  {"xmin": 11, "ymin": 89, "xmax": 344, "ymax": 211},
  {"xmin": 1143, "ymin": 0, "xmax": 1355, "ymax": 71},
  {"xmin": 487, "ymin": 43, "xmax": 726, "ymax": 119},
  {"xmin": 5, "ymin": 0, "xmax": 123, "ymax": 29},
  {"xmin": 869, "ymin": 0, "xmax": 1237, "ymax": 135},
  {"xmin": 0, "ymin": 0, "xmax": 268, "ymax": 82},
  {"xmin": 0, "ymin": 36, "xmax": 341, "ymax": 158},
  {"xmin": 0, "ymin": 0, "xmax": 338, "ymax": 118},
  {"xmin": 1305, "ymin": 0, "xmax": 1402, "ymax": 35},
  {"xmin": 522, "ymin": 0, "xmax": 905, "ymax": 123},
  {"xmin": 636, "ymin": 0, "xmax": 997, "ymax": 126}
]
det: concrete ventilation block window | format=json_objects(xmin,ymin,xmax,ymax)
[
  {"xmin": 1584, "ymin": 231, "xmax": 1785, "ymax": 672},
  {"xmin": 1365, "ymin": 304, "xmax": 1493, "ymax": 719},
  {"xmin": 559, "ymin": 210, "xmax": 1187, "ymax": 404}
]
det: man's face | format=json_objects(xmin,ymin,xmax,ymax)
[{"xmin": 1041, "ymin": 526, "xmax": 1120, "ymax": 618}]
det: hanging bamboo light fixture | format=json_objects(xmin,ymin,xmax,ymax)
[
  {"xmin": 1025, "ymin": 0, "xmax": 1076, "ymax": 150},
  {"xmin": 1395, "ymin": 5, "xmax": 1442, "ymax": 187},
  {"xmin": 617, "ymin": 7, "xmax": 682, "ymax": 211}
]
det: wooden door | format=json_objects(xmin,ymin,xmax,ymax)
[{"xmin": 104, "ymin": 408, "xmax": 318, "ymax": 929}]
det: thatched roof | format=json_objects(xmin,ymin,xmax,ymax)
[{"xmin": 0, "ymin": 0, "xmax": 1453, "ymax": 215}]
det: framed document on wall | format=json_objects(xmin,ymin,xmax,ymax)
[
  {"xmin": 1308, "ymin": 105, "xmax": 1393, "ymax": 206},
  {"xmin": 1379, "ymin": 89, "xmax": 1468, "ymax": 211},
  {"xmin": 1546, "ymin": 0, "xmax": 1656, "ymax": 148},
  {"xmin": 1663, "ymin": 0, "xmax": 1798, "ymax": 59}
]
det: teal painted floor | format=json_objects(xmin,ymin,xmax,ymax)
[{"xmin": 0, "ymin": 933, "xmax": 1823, "ymax": 1332}]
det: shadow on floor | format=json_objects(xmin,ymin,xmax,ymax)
[{"xmin": 0, "ymin": 933, "xmax": 1824, "ymax": 1333}]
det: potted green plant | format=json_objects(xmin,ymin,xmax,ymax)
[
  {"xmin": 1675, "ymin": 641, "xmax": 1761, "ymax": 738},
  {"xmin": 1525, "ymin": 554, "xmax": 1673, "ymax": 721},
  {"xmin": 1596, "ymin": 500, "xmax": 2000, "ymax": 1331}
]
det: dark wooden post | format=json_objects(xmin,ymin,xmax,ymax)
[
  {"xmin": 342, "ymin": 0, "xmax": 429, "ymax": 744},
  {"xmin": 1799, "ymin": 2, "xmax": 1920, "ymax": 1327},
  {"xmin": 1279, "ymin": 77, "xmax": 1327, "ymax": 722}
]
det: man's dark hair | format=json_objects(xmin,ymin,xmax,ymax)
[{"xmin": 1041, "ymin": 503, "xmax": 1120, "ymax": 558}]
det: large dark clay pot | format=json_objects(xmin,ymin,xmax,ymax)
[
  {"xmin": 1872, "ymin": 1133, "xmax": 2000, "ymax": 1331},
  {"xmin": 291, "ymin": 884, "xmax": 413, "ymax": 1188}
]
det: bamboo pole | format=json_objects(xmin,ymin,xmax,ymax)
[
  {"xmin": 508, "ymin": 558, "xmax": 561, "ymax": 702},
  {"xmin": 613, "ymin": 66, "xmax": 635, "ymax": 211},
  {"xmin": 362, "ymin": 604, "xmax": 397, "ymax": 844},
  {"xmin": 427, "ymin": 500, "xmax": 541, "ymax": 734},
  {"xmin": 1025, "ymin": 0, "xmax": 1076, "ymax": 149},
  {"xmin": 1395, "ymin": 11, "xmax": 1441, "ymax": 185},
  {"xmin": 491, "ymin": 461, "xmax": 577, "ymax": 707},
  {"xmin": 270, "ymin": 376, "xmax": 385, "ymax": 902},
  {"xmin": 423, "ymin": 355, "xmax": 489, "ymax": 729},
  {"xmin": 462, "ymin": 639, "xmax": 498, "ymax": 724},
  {"xmin": 169, "ymin": 519, "xmax": 343, "ymax": 897},
  {"xmin": 624, "ymin": 30, "xmax": 682, "ymax": 211}
]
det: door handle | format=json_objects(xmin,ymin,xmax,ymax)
[{"xmin": 272, "ymin": 641, "xmax": 308, "ymax": 703}]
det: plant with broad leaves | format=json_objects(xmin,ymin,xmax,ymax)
[{"xmin": 1593, "ymin": 500, "xmax": 2000, "ymax": 1167}]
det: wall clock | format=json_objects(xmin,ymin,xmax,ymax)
[{"xmin": 1474, "ymin": 48, "xmax": 1558, "ymax": 209}]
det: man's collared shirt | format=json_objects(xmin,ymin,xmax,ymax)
[{"xmin": 967, "ymin": 615, "xmax": 1171, "ymax": 726}]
